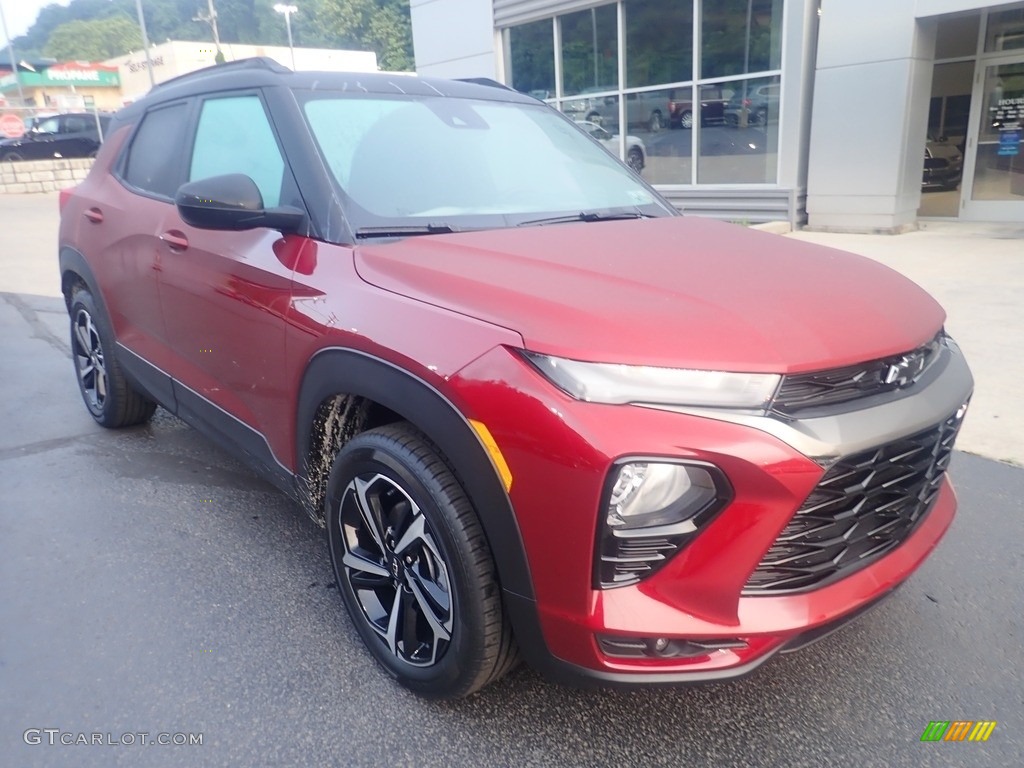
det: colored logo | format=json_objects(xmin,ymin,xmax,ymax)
[{"xmin": 921, "ymin": 721, "xmax": 996, "ymax": 742}]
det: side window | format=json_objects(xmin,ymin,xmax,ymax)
[
  {"xmin": 64, "ymin": 116, "xmax": 89, "ymax": 133},
  {"xmin": 189, "ymin": 95, "xmax": 285, "ymax": 208},
  {"xmin": 123, "ymin": 103, "xmax": 190, "ymax": 199},
  {"xmin": 34, "ymin": 117, "xmax": 60, "ymax": 135}
]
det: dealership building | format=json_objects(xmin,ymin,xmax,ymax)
[{"xmin": 410, "ymin": 0, "xmax": 1024, "ymax": 231}]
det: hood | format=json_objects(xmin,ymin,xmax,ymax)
[{"xmin": 354, "ymin": 217, "xmax": 945, "ymax": 373}]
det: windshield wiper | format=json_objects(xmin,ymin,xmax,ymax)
[
  {"xmin": 516, "ymin": 211, "xmax": 653, "ymax": 227},
  {"xmin": 355, "ymin": 223, "xmax": 460, "ymax": 238}
]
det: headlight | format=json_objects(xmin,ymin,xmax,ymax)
[{"xmin": 523, "ymin": 352, "xmax": 780, "ymax": 410}]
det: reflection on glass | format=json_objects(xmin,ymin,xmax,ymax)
[
  {"xmin": 560, "ymin": 4, "xmax": 618, "ymax": 97},
  {"xmin": 701, "ymin": 0, "xmax": 783, "ymax": 80},
  {"xmin": 971, "ymin": 62, "xmax": 1024, "ymax": 201},
  {"xmin": 509, "ymin": 20, "xmax": 555, "ymax": 99},
  {"xmin": 984, "ymin": 7, "xmax": 1024, "ymax": 53},
  {"xmin": 935, "ymin": 13, "xmax": 980, "ymax": 59},
  {"xmin": 698, "ymin": 76, "xmax": 779, "ymax": 183},
  {"xmin": 624, "ymin": 0, "xmax": 692, "ymax": 88}
]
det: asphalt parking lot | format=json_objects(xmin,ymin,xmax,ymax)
[{"xmin": 1, "ymin": 193, "xmax": 1021, "ymax": 767}]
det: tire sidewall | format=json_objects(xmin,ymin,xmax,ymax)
[{"xmin": 326, "ymin": 434, "xmax": 490, "ymax": 697}]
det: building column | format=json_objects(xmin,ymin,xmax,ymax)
[
  {"xmin": 805, "ymin": 0, "xmax": 937, "ymax": 232},
  {"xmin": 411, "ymin": 0, "xmax": 498, "ymax": 79}
]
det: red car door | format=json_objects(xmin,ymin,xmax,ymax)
[{"xmin": 155, "ymin": 93, "xmax": 297, "ymax": 467}]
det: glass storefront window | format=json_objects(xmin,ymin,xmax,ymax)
[
  {"xmin": 971, "ymin": 61, "xmax": 1024, "ymax": 201},
  {"xmin": 624, "ymin": 0, "xmax": 692, "ymax": 88},
  {"xmin": 985, "ymin": 6, "xmax": 1024, "ymax": 53},
  {"xmin": 698, "ymin": 76, "xmax": 779, "ymax": 184},
  {"xmin": 701, "ymin": 0, "xmax": 783, "ymax": 80},
  {"xmin": 935, "ymin": 13, "xmax": 980, "ymax": 60},
  {"xmin": 509, "ymin": 19, "xmax": 555, "ymax": 99},
  {"xmin": 560, "ymin": 4, "xmax": 618, "ymax": 97}
]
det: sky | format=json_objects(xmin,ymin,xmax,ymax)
[{"xmin": 1, "ymin": 0, "xmax": 72, "ymax": 41}]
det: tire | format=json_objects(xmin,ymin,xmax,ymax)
[
  {"xmin": 755, "ymin": 108, "xmax": 768, "ymax": 126},
  {"xmin": 679, "ymin": 110, "xmax": 694, "ymax": 130},
  {"xmin": 2, "ymin": 151, "xmax": 23, "ymax": 162},
  {"xmin": 586, "ymin": 112, "xmax": 602, "ymax": 126},
  {"xmin": 69, "ymin": 286, "xmax": 156, "ymax": 428},
  {"xmin": 326, "ymin": 423, "xmax": 518, "ymax": 698},
  {"xmin": 648, "ymin": 111, "xmax": 663, "ymax": 132},
  {"xmin": 626, "ymin": 147, "xmax": 644, "ymax": 173}
]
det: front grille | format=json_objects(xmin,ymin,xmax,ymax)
[
  {"xmin": 772, "ymin": 334, "xmax": 943, "ymax": 417},
  {"xmin": 744, "ymin": 407, "xmax": 965, "ymax": 594}
]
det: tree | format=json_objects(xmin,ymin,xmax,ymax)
[
  {"xmin": 314, "ymin": 0, "xmax": 413, "ymax": 71},
  {"xmin": 45, "ymin": 16, "xmax": 143, "ymax": 61}
]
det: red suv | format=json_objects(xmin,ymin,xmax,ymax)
[{"xmin": 59, "ymin": 59, "xmax": 973, "ymax": 698}]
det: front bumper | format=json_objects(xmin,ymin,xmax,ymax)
[{"xmin": 451, "ymin": 343, "xmax": 972, "ymax": 686}]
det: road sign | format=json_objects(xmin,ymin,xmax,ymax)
[{"xmin": 0, "ymin": 113, "xmax": 26, "ymax": 139}]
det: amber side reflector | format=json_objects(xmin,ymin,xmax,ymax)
[{"xmin": 469, "ymin": 419, "xmax": 513, "ymax": 492}]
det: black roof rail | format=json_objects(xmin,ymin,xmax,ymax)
[
  {"xmin": 152, "ymin": 57, "xmax": 290, "ymax": 90},
  {"xmin": 456, "ymin": 77, "xmax": 515, "ymax": 92}
]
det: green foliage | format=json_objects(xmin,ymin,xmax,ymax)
[
  {"xmin": 15, "ymin": 0, "xmax": 415, "ymax": 70},
  {"xmin": 44, "ymin": 16, "xmax": 143, "ymax": 61}
]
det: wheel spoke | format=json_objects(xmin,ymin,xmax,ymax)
[
  {"xmin": 401, "ymin": 590, "xmax": 420, "ymax": 659},
  {"xmin": 406, "ymin": 570, "xmax": 452, "ymax": 643},
  {"xmin": 95, "ymin": 366, "xmax": 107, "ymax": 400},
  {"xmin": 342, "ymin": 550, "xmax": 390, "ymax": 579},
  {"xmin": 352, "ymin": 476, "xmax": 387, "ymax": 552},
  {"xmin": 77, "ymin": 360, "xmax": 95, "ymax": 382},
  {"xmin": 74, "ymin": 320, "xmax": 92, "ymax": 355},
  {"xmin": 384, "ymin": 587, "xmax": 403, "ymax": 657},
  {"xmin": 392, "ymin": 514, "xmax": 426, "ymax": 557}
]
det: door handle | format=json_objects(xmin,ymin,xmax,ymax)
[
  {"xmin": 159, "ymin": 230, "xmax": 189, "ymax": 251},
  {"xmin": 84, "ymin": 208, "xmax": 103, "ymax": 223}
]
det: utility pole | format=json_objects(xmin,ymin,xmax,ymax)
[
  {"xmin": 134, "ymin": 0, "xmax": 156, "ymax": 88},
  {"xmin": 274, "ymin": 4, "xmax": 297, "ymax": 70},
  {"xmin": 194, "ymin": 0, "xmax": 224, "ymax": 62}
]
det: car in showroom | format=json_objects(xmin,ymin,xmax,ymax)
[
  {"xmin": 575, "ymin": 120, "xmax": 646, "ymax": 172},
  {"xmin": 922, "ymin": 136, "xmax": 964, "ymax": 190},
  {"xmin": 669, "ymin": 85, "xmax": 731, "ymax": 129},
  {"xmin": 59, "ymin": 58, "xmax": 972, "ymax": 699},
  {"xmin": 0, "ymin": 111, "xmax": 111, "ymax": 161}
]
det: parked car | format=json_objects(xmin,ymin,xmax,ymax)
[
  {"xmin": 669, "ymin": 85, "xmax": 730, "ymax": 129},
  {"xmin": 565, "ymin": 87, "xmax": 667, "ymax": 132},
  {"xmin": 922, "ymin": 136, "xmax": 963, "ymax": 190},
  {"xmin": 59, "ymin": 58, "xmax": 972, "ymax": 699},
  {"xmin": 0, "ymin": 112, "xmax": 111, "ymax": 161},
  {"xmin": 724, "ymin": 84, "xmax": 780, "ymax": 127},
  {"xmin": 575, "ymin": 120, "xmax": 646, "ymax": 172}
]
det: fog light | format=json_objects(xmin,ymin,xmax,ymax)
[
  {"xmin": 607, "ymin": 462, "xmax": 717, "ymax": 531},
  {"xmin": 598, "ymin": 634, "xmax": 748, "ymax": 659},
  {"xmin": 596, "ymin": 460, "xmax": 731, "ymax": 588}
]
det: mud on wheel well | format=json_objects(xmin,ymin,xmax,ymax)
[{"xmin": 301, "ymin": 394, "xmax": 403, "ymax": 526}]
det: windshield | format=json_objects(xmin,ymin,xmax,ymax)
[{"xmin": 299, "ymin": 93, "xmax": 674, "ymax": 234}]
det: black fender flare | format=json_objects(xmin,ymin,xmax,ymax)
[
  {"xmin": 296, "ymin": 348, "xmax": 535, "ymax": 602},
  {"xmin": 59, "ymin": 246, "xmax": 107, "ymax": 314}
]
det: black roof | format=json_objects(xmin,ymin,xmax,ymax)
[{"xmin": 117, "ymin": 58, "xmax": 534, "ymax": 121}]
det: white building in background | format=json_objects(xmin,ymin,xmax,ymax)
[
  {"xmin": 410, "ymin": 0, "xmax": 1024, "ymax": 231},
  {"xmin": 106, "ymin": 41, "xmax": 378, "ymax": 104}
]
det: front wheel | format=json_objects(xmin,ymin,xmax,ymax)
[
  {"xmin": 679, "ymin": 110, "xmax": 694, "ymax": 130},
  {"xmin": 326, "ymin": 424, "xmax": 518, "ymax": 698},
  {"xmin": 627, "ymin": 147, "xmax": 644, "ymax": 173}
]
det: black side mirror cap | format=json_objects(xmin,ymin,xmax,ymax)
[{"xmin": 175, "ymin": 173, "xmax": 304, "ymax": 233}]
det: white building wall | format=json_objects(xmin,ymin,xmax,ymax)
[
  {"xmin": 805, "ymin": 0, "xmax": 938, "ymax": 231},
  {"xmin": 411, "ymin": 0, "xmax": 498, "ymax": 79}
]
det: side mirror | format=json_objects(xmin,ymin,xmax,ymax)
[{"xmin": 175, "ymin": 173, "xmax": 304, "ymax": 233}]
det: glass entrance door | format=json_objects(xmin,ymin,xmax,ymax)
[{"xmin": 961, "ymin": 58, "xmax": 1024, "ymax": 219}]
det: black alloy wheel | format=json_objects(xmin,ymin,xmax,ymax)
[{"xmin": 326, "ymin": 424, "xmax": 517, "ymax": 698}]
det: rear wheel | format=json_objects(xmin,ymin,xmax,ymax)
[
  {"xmin": 679, "ymin": 110, "xmax": 694, "ymax": 130},
  {"xmin": 326, "ymin": 424, "xmax": 517, "ymax": 698},
  {"xmin": 69, "ymin": 286, "xmax": 156, "ymax": 428}
]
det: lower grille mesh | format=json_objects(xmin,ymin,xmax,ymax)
[{"xmin": 744, "ymin": 408, "xmax": 965, "ymax": 594}]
